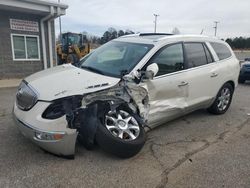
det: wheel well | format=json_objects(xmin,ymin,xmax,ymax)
[{"xmin": 226, "ymin": 81, "xmax": 235, "ymax": 91}]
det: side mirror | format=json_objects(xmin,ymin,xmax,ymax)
[{"xmin": 145, "ymin": 63, "xmax": 159, "ymax": 80}]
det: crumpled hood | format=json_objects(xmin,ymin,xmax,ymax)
[{"xmin": 25, "ymin": 64, "xmax": 120, "ymax": 101}]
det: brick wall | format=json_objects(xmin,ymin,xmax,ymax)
[{"xmin": 0, "ymin": 10, "xmax": 56, "ymax": 79}]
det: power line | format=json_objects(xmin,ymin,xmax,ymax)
[{"xmin": 153, "ymin": 14, "xmax": 160, "ymax": 33}]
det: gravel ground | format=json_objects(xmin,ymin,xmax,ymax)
[{"xmin": 0, "ymin": 83, "xmax": 250, "ymax": 188}]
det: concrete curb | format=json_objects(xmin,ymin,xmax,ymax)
[{"xmin": 0, "ymin": 79, "xmax": 22, "ymax": 88}]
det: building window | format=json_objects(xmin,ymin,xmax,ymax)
[{"xmin": 11, "ymin": 34, "xmax": 40, "ymax": 61}]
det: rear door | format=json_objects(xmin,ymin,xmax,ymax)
[
  {"xmin": 209, "ymin": 42, "xmax": 238, "ymax": 91},
  {"xmin": 143, "ymin": 43, "xmax": 189, "ymax": 128},
  {"xmin": 183, "ymin": 42, "xmax": 220, "ymax": 112}
]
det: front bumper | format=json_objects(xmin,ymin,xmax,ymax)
[{"xmin": 13, "ymin": 101, "xmax": 78, "ymax": 157}]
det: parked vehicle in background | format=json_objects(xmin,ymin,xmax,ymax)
[
  {"xmin": 239, "ymin": 58, "xmax": 250, "ymax": 83},
  {"xmin": 13, "ymin": 34, "xmax": 240, "ymax": 158}
]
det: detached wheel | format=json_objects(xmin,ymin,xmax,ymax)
[
  {"xmin": 207, "ymin": 83, "xmax": 234, "ymax": 115},
  {"xmin": 96, "ymin": 107, "xmax": 146, "ymax": 158}
]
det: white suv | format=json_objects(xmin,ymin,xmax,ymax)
[{"xmin": 13, "ymin": 34, "xmax": 240, "ymax": 158}]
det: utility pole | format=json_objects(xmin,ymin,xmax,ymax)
[
  {"xmin": 200, "ymin": 29, "xmax": 204, "ymax": 35},
  {"xmin": 153, "ymin": 14, "xmax": 159, "ymax": 33},
  {"xmin": 58, "ymin": 0, "xmax": 62, "ymax": 42},
  {"xmin": 214, "ymin": 21, "xmax": 219, "ymax": 36}
]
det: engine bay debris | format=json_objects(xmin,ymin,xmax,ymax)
[{"xmin": 61, "ymin": 76, "xmax": 150, "ymax": 150}]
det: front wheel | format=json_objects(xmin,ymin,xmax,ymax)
[
  {"xmin": 207, "ymin": 83, "xmax": 234, "ymax": 115},
  {"xmin": 96, "ymin": 106, "xmax": 146, "ymax": 158}
]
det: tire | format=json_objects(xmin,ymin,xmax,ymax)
[
  {"xmin": 96, "ymin": 105, "xmax": 146, "ymax": 158},
  {"xmin": 67, "ymin": 54, "xmax": 79, "ymax": 65},
  {"xmin": 207, "ymin": 83, "xmax": 234, "ymax": 115},
  {"xmin": 77, "ymin": 134, "xmax": 95, "ymax": 150},
  {"xmin": 238, "ymin": 77, "xmax": 245, "ymax": 84}
]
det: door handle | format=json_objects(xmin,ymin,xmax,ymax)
[
  {"xmin": 210, "ymin": 72, "xmax": 218, "ymax": 78},
  {"xmin": 178, "ymin": 81, "xmax": 189, "ymax": 87}
]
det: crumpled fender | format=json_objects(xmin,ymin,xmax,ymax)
[{"xmin": 62, "ymin": 77, "xmax": 150, "ymax": 156}]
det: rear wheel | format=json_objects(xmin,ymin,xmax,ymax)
[
  {"xmin": 207, "ymin": 83, "xmax": 234, "ymax": 115},
  {"xmin": 96, "ymin": 105, "xmax": 146, "ymax": 158}
]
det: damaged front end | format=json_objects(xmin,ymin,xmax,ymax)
[{"xmin": 42, "ymin": 75, "xmax": 150, "ymax": 156}]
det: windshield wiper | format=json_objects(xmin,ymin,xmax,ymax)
[{"xmin": 81, "ymin": 65, "xmax": 105, "ymax": 75}]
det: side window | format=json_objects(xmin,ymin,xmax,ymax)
[
  {"xmin": 184, "ymin": 43, "xmax": 207, "ymax": 68},
  {"xmin": 149, "ymin": 43, "xmax": 184, "ymax": 76},
  {"xmin": 203, "ymin": 44, "xmax": 213, "ymax": 63},
  {"xmin": 210, "ymin": 42, "xmax": 232, "ymax": 60}
]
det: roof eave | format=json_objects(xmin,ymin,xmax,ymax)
[
  {"xmin": 22, "ymin": 0, "xmax": 68, "ymax": 9},
  {"xmin": 0, "ymin": 0, "xmax": 68, "ymax": 16}
]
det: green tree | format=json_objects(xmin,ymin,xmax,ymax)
[
  {"xmin": 99, "ymin": 28, "xmax": 135, "ymax": 44},
  {"xmin": 118, "ymin": 30, "xmax": 125, "ymax": 37},
  {"xmin": 226, "ymin": 37, "xmax": 250, "ymax": 49},
  {"xmin": 125, "ymin": 29, "xmax": 135, "ymax": 35}
]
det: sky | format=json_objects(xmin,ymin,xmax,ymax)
[{"xmin": 54, "ymin": 0, "xmax": 250, "ymax": 39}]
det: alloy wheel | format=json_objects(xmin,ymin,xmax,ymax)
[
  {"xmin": 105, "ymin": 110, "xmax": 140, "ymax": 141},
  {"xmin": 217, "ymin": 87, "xmax": 231, "ymax": 111}
]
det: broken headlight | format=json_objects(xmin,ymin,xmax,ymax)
[
  {"xmin": 34, "ymin": 131, "xmax": 65, "ymax": 141},
  {"xmin": 42, "ymin": 101, "xmax": 65, "ymax": 119},
  {"xmin": 42, "ymin": 96, "xmax": 82, "ymax": 120},
  {"xmin": 16, "ymin": 80, "xmax": 38, "ymax": 111}
]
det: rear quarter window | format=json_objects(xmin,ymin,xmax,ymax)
[{"xmin": 210, "ymin": 42, "xmax": 232, "ymax": 60}]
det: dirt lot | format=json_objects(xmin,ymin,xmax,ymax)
[{"xmin": 0, "ymin": 83, "xmax": 250, "ymax": 188}]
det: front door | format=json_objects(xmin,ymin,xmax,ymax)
[{"xmin": 143, "ymin": 43, "xmax": 189, "ymax": 128}]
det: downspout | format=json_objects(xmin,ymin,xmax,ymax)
[
  {"xmin": 40, "ymin": 6, "xmax": 54, "ymax": 69},
  {"xmin": 55, "ymin": 6, "xmax": 62, "ymax": 66},
  {"xmin": 47, "ymin": 7, "xmax": 55, "ymax": 68}
]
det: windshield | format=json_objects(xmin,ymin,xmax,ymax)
[
  {"xmin": 62, "ymin": 34, "xmax": 80, "ymax": 46},
  {"xmin": 68, "ymin": 34, "xmax": 80, "ymax": 45},
  {"xmin": 80, "ymin": 41, "xmax": 154, "ymax": 77}
]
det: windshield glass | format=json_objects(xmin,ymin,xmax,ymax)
[
  {"xmin": 80, "ymin": 41, "xmax": 154, "ymax": 77},
  {"xmin": 62, "ymin": 34, "xmax": 80, "ymax": 47},
  {"xmin": 68, "ymin": 34, "xmax": 80, "ymax": 45}
]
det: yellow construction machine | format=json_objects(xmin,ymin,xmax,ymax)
[{"xmin": 56, "ymin": 32, "xmax": 90, "ymax": 65}]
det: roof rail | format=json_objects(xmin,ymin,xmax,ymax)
[
  {"xmin": 119, "ymin": 33, "xmax": 140, "ymax": 38},
  {"xmin": 139, "ymin": 33, "xmax": 173, "ymax": 36}
]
